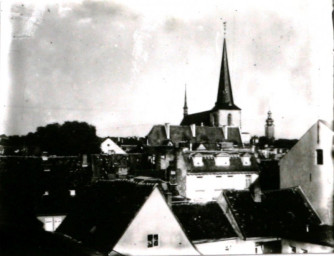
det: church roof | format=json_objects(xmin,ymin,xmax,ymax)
[
  {"xmin": 213, "ymin": 39, "xmax": 240, "ymax": 111},
  {"xmin": 180, "ymin": 110, "xmax": 212, "ymax": 126}
]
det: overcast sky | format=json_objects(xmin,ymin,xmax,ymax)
[{"xmin": 1, "ymin": 0, "xmax": 333, "ymax": 139}]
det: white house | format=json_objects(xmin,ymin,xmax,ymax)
[
  {"xmin": 279, "ymin": 120, "xmax": 334, "ymax": 224},
  {"xmin": 175, "ymin": 151, "xmax": 259, "ymax": 202},
  {"xmin": 100, "ymin": 138, "xmax": 127, "ymax": 155},
  {"xmin": 57, "ymin": 181, "xmax": 200, "ymax": 256},
  {"xmin": 113, "ymin": 187, "xmax": 200, "ymax": 255}
]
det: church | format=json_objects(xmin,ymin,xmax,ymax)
[{"xmin": 180, "ymin": 38, "xmax": 241, "ymax": 129}]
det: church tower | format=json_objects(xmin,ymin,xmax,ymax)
[
  {"xmin": 180, "ymin": 23, "xmax": 241, "ymax": 129},
  {"xmin": 209, "ymin": 38, "xmax": 241, "ymax": 127},
  {"xmin": 265, "ymin": 111, "xmax": 275, "ymax": 140},
  {"xmin": 183, "ymin": 85, "xmax": 188, "ymax": 117}
]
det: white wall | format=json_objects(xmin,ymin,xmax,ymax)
[
  {"xmin": 37, "ymin": 215, "xmax": 66, "ymax": 232},
  {"xmin": 279, "ymin": 121, "xmax": 334, "ymax": 224},
  {"xmin": 282, "ymin": 239, "xmax": 333, "ymax": 254},
  {"xmin": 113, "ymin": 188, "xmax": 200, "ymax": 255},
  {"xmin": 186, "ymin": 173, "xmax": 258, "ymax": 202},
  {"xmin": 101, "ymin": 138, "xmax": 127, "ymax": 155},
  {"xmin": 195, "ymin": 239, "xmax": 262, "ymax": 255}
]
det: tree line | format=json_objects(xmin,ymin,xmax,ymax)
[{"xmin": 2, "ymin": 121, "xmax": 101, "ymax": 156}]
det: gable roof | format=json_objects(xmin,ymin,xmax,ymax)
[
  {"xmin": 220, "ymin": 187, "xmax": 321, "ymax": 239},
  {"xmin": 147, "ymin": 125, "xmax": 226, "ymax": 150},
  {"xmin": 172, "ymin": 202, "xmax": 237, "ymax": 242},
  {"xmin": 56, "ymin": 180, "xmax": 155, "ymax": 255}
]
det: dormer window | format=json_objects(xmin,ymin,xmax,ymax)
[
  {"xmin": 192, "ymin": 155, "xmax": 204, "ymax": 167},
  {"xmin": 241, "ymin": 156, "xmax": 251, "ymax": 166},
  {"xmin": 215, "ymin": 155, "xmax": 230, "ymax": 166}
]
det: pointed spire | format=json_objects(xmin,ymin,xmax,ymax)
[
  {"xmin": 183, "ymin": 84, "xmax": 188, "ymax": 117},
  {"xmin": 214, "ymin": 37, "xmax": 236, "ymax": 109}
]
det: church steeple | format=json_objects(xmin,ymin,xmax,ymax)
[
  {"xmin": 183, "ymin": 85, "xmax": 188, "ymax": 117},
  {"xmin": 214, "ymin": 38, "xmax": 239, "ymax": 110}
]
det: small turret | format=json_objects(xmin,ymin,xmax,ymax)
[{"xmin": 265, "ymin": 111, "xmax": 275, "ymax": 140}]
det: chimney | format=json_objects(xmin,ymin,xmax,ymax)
[
  {"xmin": 166, "ymin": 192, "xmax": 172, "ymax": 207},
  {"xmin": 165, "ymin": 123, "xmax": 170, "ymax": 139},
  {"xmin": 250, "ymin": 180, "xmax": 262, "ymax": 203},
  {"xmin": 190, "ymin": 124, "xmax": 196, "ymax": 137}
]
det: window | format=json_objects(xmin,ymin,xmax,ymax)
[
  {"xmin": 316, "ymin": 149, "xmax": 323, "ymax": 165},
  {"xmin": 246, "ymin": 175, "xmax": 252, "ymax": 188},
  {"xmin": 301, "ymin": 249, "xmax": 308, "ymax": 253},
  {"xmin": 216, "ymin": 175, "xmax": 222, "ymax": 178},
  {"xmin": 215, "ymin": 156, "xmax": 230, "ymax": 166},
  {"xmin": 147, "ymin": 234, "xmax": 159, "ymax": 248},
  {"xmin": 196, "ymin": 176, "xmax": 203, "ymax": 179},
  {"xmin": 193, "ymin": 156, "xmax": 204, "ymax": 167},
  {"xmin": 227, "ymin": 113, "xmax": 232, "ymax": 126},
  {"xmin": 228, "ymin": 175, "xmax": 233, "ymax": 178},
  {"xmin": 241, "ymin": 157, "xmax": 251, "ymax": 166}
]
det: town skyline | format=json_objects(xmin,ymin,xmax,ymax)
[{"xmin": 1, "ymin": 0, "xmax": 332, "ymax": 139}]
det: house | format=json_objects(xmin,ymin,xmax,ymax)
[
  {"xmin": 279, "ymin": 120, "xmax": 334, "ymax": 224},
  {"xmin": 57, "ymin": 180, "xmax": 200, "ymax": 255},
  {"xmin": 174, "ymin": 151, "xmax": 259, "ymax": 202},
  {"xmin": 100, "ymin": 138, "xmax": 127, "ymax": 155},
  {"xmin": 217, "ymin": 186, "xmax": 322, "ymax": 253},
  {"xmin": 172, "ymin": 202, "xmax": 263, "ymax": 254}
]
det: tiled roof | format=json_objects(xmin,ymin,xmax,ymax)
[
  {"xmin": 184, "ymin": 153, "xmax": 259, "ymax": 174},
  {"xmin": 180, "ymin": 111, "xmax": 212, "ymax": 126},
  {"xmin": 222, "ymin": 187, "xmax": 321, "ymax": 239},
  {"xmin": 283, "ymin": 224, "xmax": 334, "ymax": 247},
  {"xmin": 147, "ymin": 125, "xmax": 225, "ymax": 150},
  {"xmin": 172, "ymin": 202, "xmax": 237, "ymax": 241},
  {"xmin": 226, "ymin": 127, "xmax": 242, "ymax": 146},
  {"xmin": 56, "ymin": 180, "xmax": 155, "ymax": 255}
]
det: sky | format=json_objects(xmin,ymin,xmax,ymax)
[{"xmin": 0, "ymin": 0, "xmax": 333, "ymax": 139}]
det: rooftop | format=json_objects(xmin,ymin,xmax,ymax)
[{"xmin": 172, "ymin": 202, "xmax": 237, "ymax": 242}]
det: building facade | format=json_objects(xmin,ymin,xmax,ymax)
[{"xmin": 279, "ymin": 120, "xmax": 334, "ymax": 225}]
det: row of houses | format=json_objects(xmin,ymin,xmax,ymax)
[{"xmin": 55, "ymin": 180, "xmax": 333, "ymax": 255}]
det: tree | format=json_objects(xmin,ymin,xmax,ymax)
[{"xmin": 5, "ymin": 121, "xmax": 101, "ymax": 156}]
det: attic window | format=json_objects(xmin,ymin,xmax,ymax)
[
  {"xmin": 69, "ymin": 190, "xmax": 76, "ymax": 196},
  {"xmin": 316, "ymin": 149, "xmax": 323, "ymax": 165},
  {"xmin": 147, "ymin": 234, "xmax": 159, "ymax": 248},
  {"xmin": 241, "ymin": 157, "xmax": 251, "ymax": 166},
  {"xmin": 192, "ymin": 156, "xmax": 204, "ymax": 167},
  {"xmin": 215, "ymin": 156, "xmax": 230, "ymax": 166}
]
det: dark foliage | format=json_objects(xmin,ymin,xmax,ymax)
[{"xmin": 3, "ymin": 121, "xmax": 100, "ymax": 155}]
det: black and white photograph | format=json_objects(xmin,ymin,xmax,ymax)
[{"xmin": 0, "ymin": 0, "xmax": 333, "ymax": 255}]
